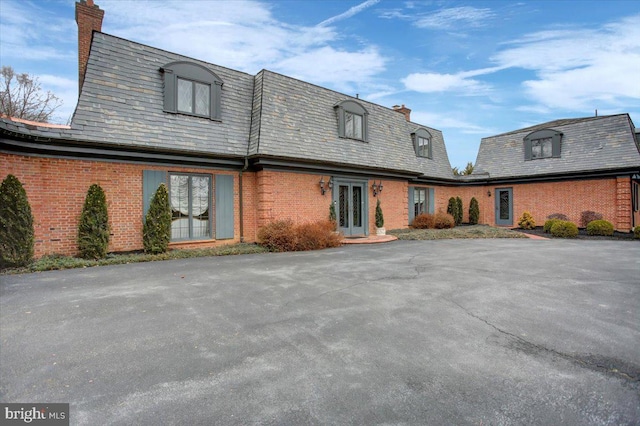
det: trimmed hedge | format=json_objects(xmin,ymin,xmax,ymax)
[
  {"xmin": 547, "ymin": 213, "xmax": 568, "ymax": 221},
  {"xmin": 581, "ymin": 210, "xmax": 603, "ymax": 228},
  {"xmin": 543, "ymin": 219, "xmax": 560, "ymax": 233},
  {"xmin": 469, "ymin": 197, "xmax": 479, "ymax": 225},
  {"xmin": 257, "ymin": 219, "xmax": 342, "ymax": 252},
  {"xmin": 455, "ymin": 197, "xmax": 463, "ymax": 225},
  {"xmin": 78, "ymin": 184, "xmax": 110, "ymax": 259},
  {"xmin": 447, "ymin": 198, "xmax": 460, "ymax": 226},
  {"xmin": 586, "ymin": 219, "xmax": 614, "ymax": 236},
  {"xmin": 143, "ymin": 183, "xmax": 172, "ymax": 254},
  {"xmin": 411, "ymin": 213, "xmax": 435, "ymax": 229},
  {"xmin": 434, "ymin": 212, "xmax": 455, "ymax": 229},
  {"xmin": 0, "ymin": 175, "xmax": 35, "ymax": 269},
  {"xmin": 518, "ymin": 211, "xmax": 536, "ymax": 230},
  {"xmin": 634, "ymin": 226, "xmax": 640, "ymax": 239},
  {"xmin": 550, "ymin": 220, "xmax": 579, "ymax": 238}
]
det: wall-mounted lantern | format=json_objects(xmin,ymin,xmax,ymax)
[
  {"xmin": 319, "ymin": 177, "xmax": 333, "ymax": 195},
  {"xmin": 372, "ymin": 180, "xmax": 384, "ymax": 197}
]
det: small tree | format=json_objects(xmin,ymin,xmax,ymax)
[
  {"xmin": 469, "ymin": 197, "xmax": 479, "ymax": 225},
  {"xmin": 518, "ymin": 211, "xmax": 536, "ymax": 230},
  {"xmin": 375, "ymin": 199, "xmax": 384, "ymax": 228},
  {"xmin": 0, "ymin": 175, "xmax": 35, "ymax": 268},
  {"xmin": 1, "ymin": 66, "xmax": 62, "ymax": 122},
  {"xmin": 143, "ymin": 183, "xmax": 171, "ymax": 254},
  {"xmin": 329, "ymin": 202, "xmax": 337, "ymax": 229},
  {"xmin": 78, "ymin": 184, "xmax": 110, "ymax": 259},
  {"xmin": 455, "ymin": 196, "xmax": 463, "ymax": 224},
  {"xmin": 447, "ymin": 197, "xmax": 459, "ymax": 226},
  {"xmin": 452, "ymin": 162, "xmax": 474, "ymax": 176}
]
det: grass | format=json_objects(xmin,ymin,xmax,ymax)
[
  {"xmin": 2, "ymin": 226, "xmax": 528, "ymax": 274},
  {"xmin": 1, "ymin": 243, "xmax": 268, "ymax": 275},
  {"xmin": 388, "ymin": 224, "xmax": 528, "ymax": 240}
]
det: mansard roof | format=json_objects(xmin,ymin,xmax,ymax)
[{"xmin": 472, "ymin": 114, "xmax": 640, "ymax": 179}]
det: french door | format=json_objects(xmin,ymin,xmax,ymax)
[{"xmin": 332, "ymin": 180, "xmax": 367, "ymax": 236}]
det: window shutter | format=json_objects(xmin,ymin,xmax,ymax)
[
  {"xmin": 524, "ymin": 139, "xmax": 532, "ymax": 161},
  {"xmin": 215, "ymin": 175, "xmax": 234, "ymax": 239},
  {"xmin": 408, "ymin": 187, "xmax": 415, "ymax": 225},
  {"xmin": 336, "ymin": 107, "xmax": 345, "ymax": 137},
  {"xmin": 362, "ymin": 113, "xmax": 368, "ymax": 142},
  {"xmin": 428, "ymin": 188, "xmax": 435, "ymax": 214},
  {"xmin": 212, "ymin": 82, "xmax": 222, "ymax": 120},
  {"xmin": 162, "ymin": 70, "xmax": 176, "ymax": 113},
  {"xmin": 143, "ymin": 170, "xmax": 167, "ymax": 219},
  {"xmin": 551, "ymin": 134, "xmax": 562, "ymax": 158}
]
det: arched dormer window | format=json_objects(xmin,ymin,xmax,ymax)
[
  {"xmin": 524, "ymin": 128, "xmax": 562, "ymax": 160},
  {"xmin": 160, "ymin": 61, "xmax": 223, "ymax": 120},
  {"xmin": 335, "ymin": 100, "xmax": 368, "ymax": 141},
  {"xmin": 412, "ymin": 128, "xmax": 432, "ymax": 159}
]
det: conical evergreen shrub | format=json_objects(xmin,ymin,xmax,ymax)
[
  {"xmin": 143, "ymin": 183, "xmax": 172, "ymax": 254},
  {"xmin": 375, "ymin": 199, "xmax": 384, "ymax": 228},
  {"xmin": 0, "ymin": 175, "xmax": 35, "ymax": 268},
  {"xmin": 469, "ymin": 197, "xmax": 480, "ymax": 225},
  {"xmin": 77, "ymin": 184, "xmax": 110, "ymax": 259},
  {"xmin": 447, "ymin": 197, "xmax": 459, "ymax": 227},
  {"xmin": 455, "ymin": 196, "xmax": 463, "ymax": 225}
]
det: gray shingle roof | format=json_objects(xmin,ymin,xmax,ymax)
[
  {"xmin": 249, "ymin": 70, "xmax": 454, "ymax": 178},
  {"xmin": 473, "ymin": 114, "xmax": 640, "ymax": 179},
  {"xmin": 70, "ymin": 33, "xmax": 255, "ymax": 158}
]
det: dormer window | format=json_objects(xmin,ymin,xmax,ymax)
[
  {"xmin": 524, "ymin": 129, "xmax": 562, "ymax": 160},
  {"xmin": 412, "ymin": 128, "xmax": 432, "ymax": 159},
  {"xmin": 161, "ymin": 61, "xmax": 223, "ymax": 120},
  {"xmin": 335, "ymin": 100, "xmax": 368, "ymax": 141}
]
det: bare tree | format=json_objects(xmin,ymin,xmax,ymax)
[
  {"xmin": 0, "ymin": 66, "xmax": 62, "ymax": 123},
  {"xmin": 453, "ymin": 162, "xmax": 474, "ymax": 176}
]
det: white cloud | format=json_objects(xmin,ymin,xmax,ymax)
[
  {"xmin": 411, "ymin": 111, "xmax": 494, "ymax": 134},
  {"xmin": 414, "ymin": 6, "xmax": 494, "ymax": 29},
  {"xmin": 275, "ymin": 46, "xmax": 386, "ymax": 89},
  {"xmin": 318, "ymin": 0, "xmax": 381, "ymax": 27},
  {"xmin": 402, "ymin": 72, "xmax": 490, "ymax": 95},
  {"xmin": 493, "ymin": 14, "xmax": 640, "ymax": 110}
]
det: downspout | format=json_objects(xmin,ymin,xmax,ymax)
[{"xmin": 239, "ymin": 157, "xmax": 249, "ymax": 242}]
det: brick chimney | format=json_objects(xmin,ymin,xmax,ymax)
[
  {"xmin": 392, "ymin": 104, "xmax": 411, "ymax": 122},
  {"xmin": 75, "ymin": 0, "xmax": 104, "ymax": 92}
]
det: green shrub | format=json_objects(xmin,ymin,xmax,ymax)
[
  {"xmin": 411, "ymin": 213, "xmax": 435, "ymax": 229},
  {"xmin": 78, "ymin": 184, "xmax": 110, "ymax": 259},
  {"xmin": 586, "ymin": 219, "xmax": 614, "ymax": 236},
  {"xmin": 455, "ymin": 197, "xmax": 463, "ymax": 224},
  {"xmin": 143, "ymin": 183, "xmax": 171, "ymax": 254},
  {"xmin": 328, "ymin": 202, "xmax": 337, "ymax": 231},
  {"xmin": 547, "ymin": 213, "xmax": 568, "ymax": 221},
  {"xmin": 447, "ymin": 197, "xmax": 460, "ymax": 226},
  {"xmin": 550, "ymin": 220, "xmax": 579, "ymax": 238},
  {"xmin": 634, "ymin": 226, "xmax": 640, "ymax": 239},
  {"xmin": 580, "ymin": 210, "xmax": 603, "ymax": 228},
  {"xmin": 375, "ymin": 199, "xmax": 384, "ymax": 228},
  {"xmin": 469, "ymin": 197, "xmax": 479, "ymax": 225},
  {"xmin": 543, "ymin": 219, "xmax": 560, "ymax": 233},
  {"xmin": 434, "ymin": 212, "xmax": 455, "ymax": 229},
  {"xmin": 517, "ymin": 211, "xmax": 536, "ymax": 230},
  {"xmin": 257, "ymin": 219, "xmax": 342, "ymax": 252},
  {"xmin": 0, "ymin": 175, "xmax": 35, "ymax": 268}
]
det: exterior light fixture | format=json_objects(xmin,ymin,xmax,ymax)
[
  {"xmin": 488, "ymin": 190, "xmax": 492, "ymax": 197},
  {"xmin": 320, "ymin": 177, "xmax": 333, "ymax": 195},
  {"xmin": 372, "ymin": 180, "xmax": 384, "ymax": 197}
]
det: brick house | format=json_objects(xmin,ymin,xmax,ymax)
[{"xmin": 1, "ymin": 0, "xmax": 639, "ymax": 258}]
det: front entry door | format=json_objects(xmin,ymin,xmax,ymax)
[
  {"xmin": 333, "ymin": 181, "xmax": 367, "ymax": 236},
  {"xmin": 495, "ymin": 187, "xmax": 513, "ymax": 226}
]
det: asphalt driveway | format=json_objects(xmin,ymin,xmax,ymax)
[{"xmin": 1, "ymin": 239, "xmax": 639, "ymax": 425}]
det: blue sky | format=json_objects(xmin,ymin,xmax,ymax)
[{"xmin": 1, "ymin": 0, "xmax": 639, "ymax": 169}]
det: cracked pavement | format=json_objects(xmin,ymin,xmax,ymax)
[{"xmin": 1, "ymin": 239, "xmax": 639, "ymax": 425}]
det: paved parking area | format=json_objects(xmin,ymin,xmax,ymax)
[{"xmin": 1, "ymin": 239, "xmax": 639, "ymax": 425}]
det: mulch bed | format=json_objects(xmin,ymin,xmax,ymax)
[{"xmin": 511, "ymin": 226, "xmax": 637, "ymax": 241}]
